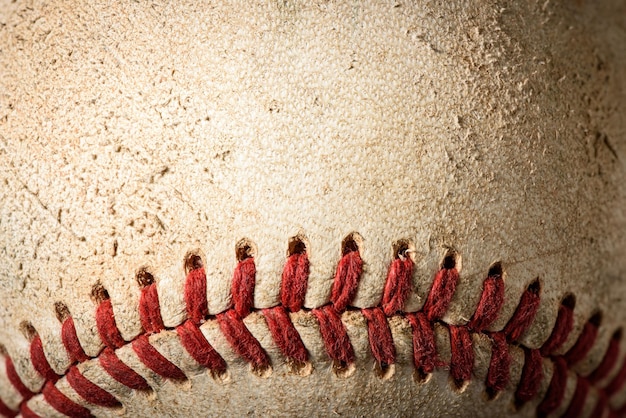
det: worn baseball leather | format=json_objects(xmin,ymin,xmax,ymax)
[{"xmin": 1, "ymin": 0, "xmax": 625, "ymax": 417}]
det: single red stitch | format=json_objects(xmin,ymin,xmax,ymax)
[
  {"xmin": 42, "ymin": 381, "xmax": 93, "ymax": 418},
  {"xmin": 280, "ymin": 253, "xmax": 310, "ymax": 312},
  {"xmin": 467, "ymin": 273, "xmax": 504, "ymax": 333},
  {"xmin": 263, "ymin": 306, "xmax": 309, "ymax": 364},
  {"xmin": 515, "ymin": 348, "xmax": 544, "ymax": 404},
  {"xmin": 540, "ymin": 297, "xmax": 575, "ymax": 357},
  {"xmin": 5, "ymin": 357, "xmax": 35, "ymax": 399},
  {"xmin": 96, "ymin": 299, "xmax": 126, "ymax": 350},
  {"xmin": 61, "ymin": 317, "xmax": 89, "ymax": 364},
  {"xmin": 30, "ymin": 335, "xmax": 59, "ymax": 383},
  {"xmin": 604, "ymin": 351, "xmax": 626, "ymax": 397},
  {"xmin": 0, "ymin": 398, "xmax": 17, "ymax": 418},
  {"xmin": 588, "ymin": 330, "xmax": 621, "ymax": 384},
  {"xmin": 563, "ymin": 313, "xmax": 601, "ymax": 366},
  {"xmin": 231, "ymin": 258, "xmax": 256, "ymax": 318},
  {"xmin": 217, "ymin": 310, "xmax": 271, "ymax": 369},
  {"xmin": 486, "ymin": 332, "xmax": 510, "ymax": 394},
  {"xmin": 503, "ymin": 280, "xmax": 541, "ymax": 342},
  {"xmin": 422, "ymin": 267, "xmax": 460, "ymax": 322},
  {"xmin": 536, "ymin": 356, "xmax": 568, "ymax": 417},
  {"xmin": 19, "ymin": 404, "xmax": 40, "ymax": 418},
  {"xmin": 449, "ymin": 326, "xmax": 473, "ymax": 385},
  {"xmin": 99, "ymin": 348, "xmax": 150, "ymax": 391},
  {"xmin": 406, "ymin": 312, "xmax": 437, "ymax": 376},
  {"xmin": 329, "ymin": 251, "xmax": 363, "ymax": 312},
  {"xmin": 592, "ymin": 392, "xmax": 609, "ymax": 418},
  {"xmin": 185, "ymin": 267, "xmax": 208, "ymax": 325},
  {"xmin": 139, "ymin": 283, "xmax": 165, "ymax": 334},
  {"xmin": 177, "ymin": 320, "xmax": 227, "ymax": 374},
  {"xmin": 313, "ymin": 305, "xmax": 355, "ymax": 366},
  {"xmin": 562, "ymin": 376, "xmax": 589, "ymax": 418},
  {"xmin": 362, "ymin": 308, "xmax": 396, "ymax": 367},
  {"xmin": 66, "ymin": 366, "xmax": 121, "ymax": 408},
  {"xmin": 132, "ymin": 334, "xmax": 187, "ymax": 381},
  {"xmin": 381, "ymin": 257, "xmax": 414, "ymax": 316}
]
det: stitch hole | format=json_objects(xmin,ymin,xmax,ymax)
[
  {"xmin": 136, "ymin": 268, "xmax": 155, "ymax": 287},
  {"xmin": 393, "ymin": 239, "xmax": 415, "ymax": 261},
  {"xmin": 441, "ymin": 249, "xmax": 459, "ymax": 270},
  {"xmin": 485, "ymin": 386, "xmax": 499, "ymax": 401},
  {"xmin": 452, "ymin": 377, "xmax": 470, "ymax": 393},
  {"xmin": 236, "ymin": 238, "xmax": 256, "ymax": 261},
  {"xmin": 91, "ymin": 282, "xmax": 110, "ymax": 303},
  {"xmin": 413, "ymin": 369, "xmax": 433, "ymax": 385},
  {"xmin": 0, "ymin": 344, "xmax": 6, "ymax": 356},
  {"xmin": 487, "ymin": 262, "xmax": 503, "ymax": 277},
  {"xmin": 54, "ymin": 302, "xmax": 71, "ymax": 323},
  {"xmin": 251, "ymin": 363, "xmax": 272, "ymax": 378},
  {"xmin": 289, "ymin": 360, "xmax": 313, "ymax": 377},
  {"xmin": 527, "ymin": 278, "xmax": 541, "ymax": 294},
  {"xmin": 341, "ymin": 232, "xmax": 363, "ymax": 255},
  {"xmin": 375, "ymin": 361, "xmax": 396, "ymax": 380},
  {"xmin": 333, "ymin": 360, "xmax": 356, "ymax": 378},
  {"xmin": 287, "ymin": 235, "xmax": 308, "ymax": 256},
  {"xmin": 19, "ymin": 321, "xmax": 37, "ymax": 341},
  {"xmin": 589, "ymin": 311, "xmax": 603, "ymax": 327},
  {"xmin": 184, "ymin": 251, "xmax": 204, "ymax": 274},
  {"xmin": 561, "ymin": 294, "xmax": 576, "ymax": 310}
]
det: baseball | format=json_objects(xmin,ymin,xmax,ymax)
[{"xmin": 1, "ymin": 1, "xmax": 626, "ymax": 417}]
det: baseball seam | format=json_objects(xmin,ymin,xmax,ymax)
[{"xmin": 1, "ymin": 241, "xmax": 625, "ymax": 418}]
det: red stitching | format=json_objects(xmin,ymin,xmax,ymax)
[
  {"xmin": 30, "ymin": 335, "xmax": 59, "ymax": 383},
  {"xmin": 66, "ymin": 366, "xmax": 121, "ymax": 408},
  {"xmin": 132, "ymin": 334, "xmax": 187, "ymax": 381},
  {"xmin": 61, "ymin": 317, "xmax": 89, "ymax": 364},
  {"xmin": 96, "ymin": 299, "xmax": 126, "ymax": 350},
  {"xmin": 19, "ymin": 404, "xmax": 39, "ymax": 418},
  {"xmin": 177, "ymin": 320, "xmax": 227, "ymax": 374},
  {"xmin": 184, "ymin": 267, "xmax": 208, "ymax": 325},
  {"xmin": 280, "ymin": 253, "xmax": 309, "ymax": 312},
  {"xmin": 42, "ymin": 381, "xmax": 93, "ymax": 418},
  {"xmin": 2, "ymin": 245, "xmax": 625, "ymax": 417},
  {"xmin": 263, "ymin": 306, "xmax": 308, "ymax": 365},
  {"xmin": 99, "ymin": 347, "xmax": 150, "ymax": 391},
  {"xmin": 0, "ymin": 399, "xmax": 16, "ymax": 418}
]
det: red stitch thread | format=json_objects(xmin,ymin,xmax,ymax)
[
  {"xmin": 61, "ymin": 317, "xmax": 89, "ymax": 364},
  {"xmin": 362, "ymin": 308, "xmax": 395, "ymax": 367},
  {"xmin": 449, "ymin": 326, "xmax": 473, "ymax": 386},
  {"xmin": 540, "ymin": 297, "xmax": 575, "ymax": 357},
  {"xmin": 66, "ymin": 366, "xmax": 121, "ymax": 408},
  {"xmin": 263, "ymin": 306, "xmax": 309, "ymax": 365},
  {"xmin": 96, "ymin": 299, "xmax": 126, "ymax": 350},
  {"xmin": 604, "ymin": 352, "xmax": 626, "ymax": 397},
  {"xmin": 422, "ymin": 267, "xmax": 459, "ymax": 322},
  {"xmin": 0, "ymin": 398, "xmax": 16, "ymax": 418},
  {"xmin": 313, "ymin": 305, "xmax": 355, "ymax": 367},
  {"xmin": 19, "ymin": 405, "xmax": 40, "ymax": 418},
  {"xmin": 515, "ymin": 348, "xmax": 543, "ymax": 404},
  {"xmin": 185, "ymin": 267, "xmax": 208, "ymax": 325},
  {"xmin": 177, "ymin": 320, "xmax": 227, "ymax": 374},
  {"xmin": 217, "ymin": 310, "xmax": 270, "ymax": 369},
  {"xmin": 503, "ymin": 280, "xmax": 541, "ymax": 342},
  {"xmin": 231, "ymin": 258, "xmax": 256, "ymax": 318},
  {"xmin": 536, "ymin": 356, "xmax": 568, "ymax": 417},
  {"xmin": 139, "ymin": 283, "xmax": 165, "ymax": 334},
  {"xmin": 30, "ymin": 335, "xmax": 59, "ymax": 383},
  {"xmin": 330, "ymin": 251, "xmax": 363, "ymax": 313},
  {"xmin": 467, "ymin": 272, "xmax": 504, "ymax": 333},
  {"xmin": 406, "ymin": 312, "xmax": 437, "ymax": 377},
  {"xmin": 5, "ymin": 357, "xmax": 34, "ymax": 399},
  {"xmin": 280, "ymin": 253, "xmax": 309, "ymax": 312},
  {"xmin": 99, "ymin": 347, "xmax": 150, "ymax": 391},
  {"xmin": 42, "ymin": 381, "xmax": 93, "ymax": 418},
  {"xmin": 562, "ymin": 376, "xmax": 589, "ymax": 418},
  {"xmin": 486, "ymin": 332, "xmax": 510, "ymax": 395},
  {"xmin": 132, "ymin": 334, "xmax": 187, "ymax": 381},
  {"xmin": 592, "ymin": 392, "xmax": 609, "ymax": 418},
  {"xmin": 381, "ymin": 257, "xmax": 413, "ymax": 316},
  {"xmin": 588, "ymin": 330, "xmax": 621, "ymax": 384},
  {"xmin": 563, "ymin": 313, "xmax": 601, "ymax": 366}
]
